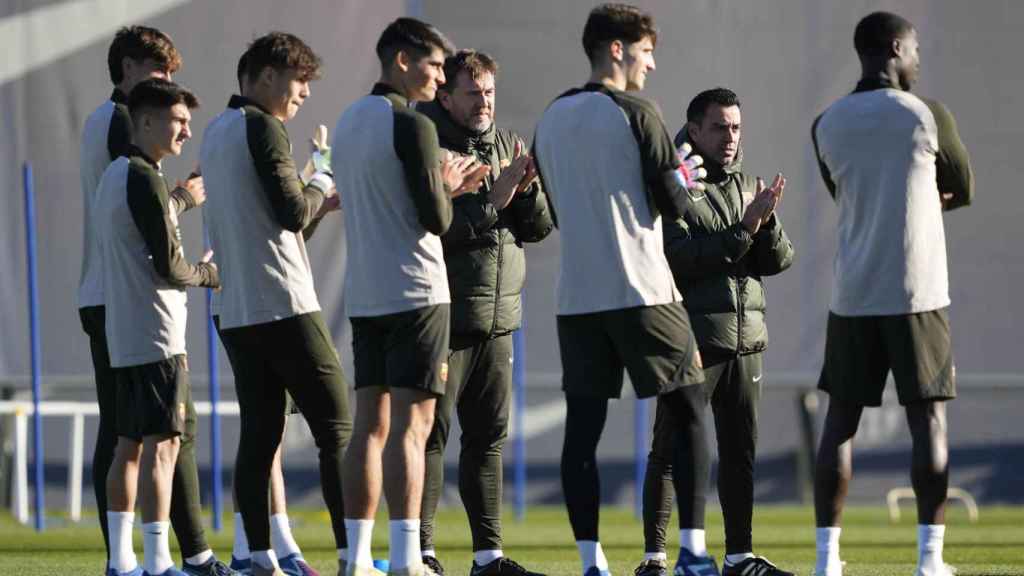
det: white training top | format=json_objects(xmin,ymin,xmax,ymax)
[
  {"xmin": 815, "ymin": 88, "xmax": 949, "ymax": 316},
  {"xmin": 533, "ymin": 86, "xmax": 681, "ymax": 315}
]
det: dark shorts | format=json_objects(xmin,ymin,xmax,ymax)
[
  {"xmin": 351, "ymin": 304, "xmax": 450, "ymax": 395},
  {"xmin": 115, "ymin": 354, "xmax": 191, "ymax": 440},
  {"xmin": 557, "ymin": 302, "xmax": 704, "ymax": 399},
  {"xmin": 819, "ymin": 308, "xmax": 956, "ymax": 407},
  {"xmin": 214, "ymin": 315, "xmax": 299, "ymax": 415}
]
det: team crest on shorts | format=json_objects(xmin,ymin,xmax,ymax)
[{"xmin": 440, "ymin": 362, "xmax": 449, "ymax": 383}]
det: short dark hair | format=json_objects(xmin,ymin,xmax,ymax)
[
  {"xmin": 376, "ymin": 17, "xmax": 455, "ymax": 67},
  {"xmin": 686, "ymin": 88, "xmax": 741, "ymax": 124},
  {"xmin": 854, "ymin": 12, "xmax": 914, "ymax": 59},
  {"xmin": 439, "ymin": 50, "xmax": 498, "ymax": 93},
  {"xmin": 236, "ymin": 53, "xmax": 247, "ymax": 91},
  {"xmin": 582, "ymin": 3, "xmax": 658, "ymax": 63},
  {"xmin": 243, "ymin": 32, "xmax": 322, "ymax": 83},
  {"xmin": 107, "ymin": 26, "xmax": 182, "ymax": 84},
  {"xmin": 128, "ymin": 78, "xmax": 199, "ymax": 123}
]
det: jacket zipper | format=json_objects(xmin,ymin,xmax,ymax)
[
  {"xmin": 491, "ymin": 232, "xmax": 504, "ymax": 338},
  {"xmin": 732, "ymin": 173, "xmax": 744, "ymax": 356}
]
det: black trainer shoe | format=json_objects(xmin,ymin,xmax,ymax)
[
  {"xmin": 635, "ymin": 558, "xmax": 669, "ymax": 576},
  {"xmin": 470, "ymin": 557, "xmax": 545, "ymax": 576},
  {"xmin": 721, "ymin": 557, "xmax": 794, "ymax": 576},
  {"xmin": 422, "ymin": 556, "xmax": 445, "ymax": 576},
  {"xmin": 182, "ymin": 557, "xmax": 241, "ymax": 576}
]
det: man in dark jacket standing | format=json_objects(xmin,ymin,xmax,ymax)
[
  {"xmin": 417, "ymin": 49, "xmax": 553, "ymax": 576},
  {"xmin": 635, "ymin": 88, "xmax": 795, "ymax": 576}
]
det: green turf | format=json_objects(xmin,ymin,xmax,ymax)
[{"xmin": 1, "ymin": 505, "xmax": 1021, "ymax": 575}]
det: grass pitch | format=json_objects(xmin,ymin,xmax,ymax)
[{"xmin": 1, "ymin": 505, "xmax": 1021, "ymax": 575}]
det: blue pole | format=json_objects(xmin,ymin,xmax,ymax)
[
  {"xmin": 512, "ymin": 293, "xmax": 527, "ymax": 521},
  {"xmin": 634, "ymin": 397, "xmax": 650, "ymax": 519},
  {"xmin": 23, "ymin": 163, "xmax": 44, "ymax": 531},
  {"xmin": 207, "ymin": 290, "xmax": 222, "ymax": 532}
]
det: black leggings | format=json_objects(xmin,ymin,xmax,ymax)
[
  {"xmin": 644, "ymin": 353, "xmax": 762, "ymax": 554},
  {"xmin": 218, "ymin": 312, "xmax": 352, "ymax": 551},
  {"xmin": 561, "ymin": 384, "xmax": 708, "ymax": 541}
]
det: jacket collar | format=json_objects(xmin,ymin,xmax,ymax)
[
  {"xmin": 417, "ymin": 98, "xmax": 496, "ymax": 154},
  {"xmin": 853, "ymin": 76, "xmax": 901, "ymax": 94},
  {"xmin": 111, "ymin": 88, "xmax": 128, "ymax": 105},
  {"xmin": 128, "ymin": 145, "xmax": 160, "ymax": 169},
  {"xmin": 228, "ymin": 94, "xmax": 273, "ymax": 116},
  {"xmin": 372, "ymin": 82, "xmax": 412, "ymax": 109}
]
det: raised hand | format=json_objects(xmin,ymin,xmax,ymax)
[
  {"xmin": 442, "ymin": 153, "xmax": 490, "ymax": 199},
  {"xmin": 490, "ymin": 147, "xmax": 531, "ymax": 210},
  {"xmin": 176, "ymin": 173, "xmax": 205, "ymax": 207},
  {"xmin": 677, "ymin": 142, "xmax": 707, "ymax": 192},
  {"xmin": 760, "ymin": 172, "xmax": 786, "ymax": 225}
]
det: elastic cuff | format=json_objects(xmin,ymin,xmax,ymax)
[{"xmin": 308, "ymin": 172, "xmax": 333, "ymax": 194}]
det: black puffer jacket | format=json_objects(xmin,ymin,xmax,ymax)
[
  {"xmin": 419, "ymin": 100, "xmax": 554, "ymax": 348},
  {"xmin": 664, "ymin": 130, "xmax": 795, "ymax": 356}
]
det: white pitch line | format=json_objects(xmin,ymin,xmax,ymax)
[{"xmin": 0, "ymin": 0, "xmax": 191, "ymax": 86}]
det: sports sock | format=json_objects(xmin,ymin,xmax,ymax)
[
  {"xmin": 233, "ymin": 513, "xmax": 251, "ymax": 560},
  {"xmin": 576, "ymin": 540, "xmax": 609, "ymax": 572},
  {"xmin": 389, "ymin": 519, "xmax": 421, "ymax": 570},
  {"xmin": 918, "ymin": 524, "xmax": 946, "ymax": 573},
  {"xmin": 345, "ymin": 519, "xmax": 375, "ymax": 569},
  {"xmin": 252, "ymin": 550, "xmax": 279, "ymax": 570},
  {"xmin": 422, "ymin": 549, "xmax": 436, "ymax": 558},
  {"xmin": 679, "ymin": 529, "xmax": 707, "ymax": 557},
  {"xmin": 270, "ymin": 513, "xmax": 303, "ymax": 558},
  {"xmin": 724, "ymin": 553, "xmax": 754, "ymax": 566},
  {"xmin": 185, "ymin": 549, "xmax": 213, "ymax": 566},
  {"xmin": 815, "ymin": 527, "xmax": 842, "ymax": 576},
  {"xmin": 474, "ymin": 550, "xmax": 503, "ymax": 566},
  {"xmin": 644, "ymin": 552, "xmax": 668, "ymax": 562},
  {"xmin": 142, "ymin": 521, "xmax": 173, "ymax": 575},
  {"xmin": 107, "ymin": 511, "xmax": 138, "ymax": 573}
]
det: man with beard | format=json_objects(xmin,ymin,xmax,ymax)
[
  {"xmin": 635, "ymin": 87, "xmax": 794, "ymax": 576},
  {"xmin": 416, "ymin": 49, "xmax": 553, "ymax": 576}
]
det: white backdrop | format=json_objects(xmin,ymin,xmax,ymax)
[{"xmin": 1, "ymin": 0, "xmax": 1021, "ymax": 389}]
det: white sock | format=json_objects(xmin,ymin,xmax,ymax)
[
  {"xmin": 338, "ymin": 548, "xmax": 349, "ymax": 562},
  {"xmin": 142, "ymin": 521, "xmax": 174, "ymax": 575},
  {"xmin": 271, "ymin": 513, "xmax": 303, "ymax": 559},
  {"xmin": 389, "ymin": 519, "xmax": 421, "ymax": 570},
  {"xmin": 474, "ymin": 550, "xmax": 503, "ymax": 566},
  {"xmin": 724, "ymin": 553, "xmax": 754, "ymax": 566},
  {"xmin": 107, "ymin": 511, "xmax": 138, "ymax": 573},
  {"xmin": 576, "ymin": 540, "xmax": 609, "ymax": 572},
  {"xmin": 644, "ymin": 552, "xmax": 667, "ymax": 562},
  {"xmin": 185, "ymin": 549, "xmax": 213, "ymax": 566},
  {"xmin": 422, "ymin": 549, "xmax": 436, "ymax": 558},
  {"xmin": 233, "ymin": 513, "xmax": 251, "ymax": 560},
  {"xmin": 918, "ymin": 524, "xmax": 946, "ymax": 573},
  {"xmin": 345, "ymin": 519, "xmax": 375, "ymax": 569},
  {"xmin": 679, "ymin": 529, "xmax": 707, "ymax": 557},
  {"xmin": 815, "ymin": 527, "xmax": 842, "ymax": 576},
  {"xmin": 252, "ymin": 550, "xmax": 279, "ymax": 570}
]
